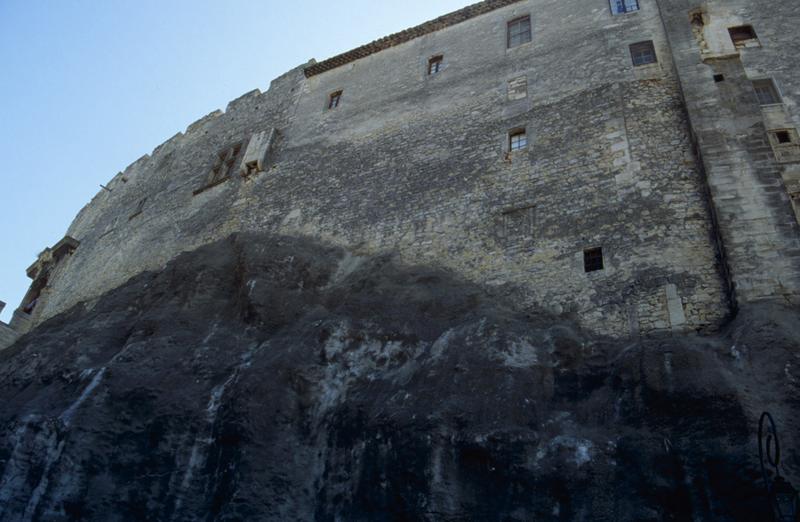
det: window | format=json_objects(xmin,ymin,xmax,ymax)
[
  {"xmin": 713, "ymin": 74, "xmax": 725, "ymax": 83},
  {"xmin": 728, "ymin": 25, "xmax": 758, "ymax": 48},
  {"xmin": 328, "ymin": 90, "xmax": 342, "ymax": 109},
  {"xmin": 193, "ymin": 142, "xmax": 243, "ymax": 195},
  {"xmin": 509, "ymin": 128, "xmax": 527, "ymax": 151},
  {"xmin": 428, "ymin": 55, "xmax": 443, "ymax": 75},
  {"xmin": 752, "ymin": 79, "xmax": 781, "ymax": 105},
  {"xmin": 507, "ymin": 16, "xmax": 531, "ymax": 48},
  {"xmin": 767, "ymin": 129, "xmax": 800, "ymax": 163},
  {"xmin": 211, "ymin": 143, "xmax": 242, "ymax": 184},
  {"xmin": 629, "ymin": 41, "xmax": 657, "ymax": 66},
  {"xmin": 771, "ymin": 130, "xmax": 795, "ymax": 145},
  {"xmin": 584, "ymin": 247, "xmax": 604, "ymax": 273},
  {"xmin": 610, "ymin": 0, "xmax": 639, "ymax": 15}
]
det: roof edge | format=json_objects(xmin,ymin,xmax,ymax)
[{"xmin": 303, "ymin": 0, "xmax": 525, "ymax": 78}]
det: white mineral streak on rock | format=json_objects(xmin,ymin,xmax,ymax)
[
  {"xmin": 498, "ymin": 338, "xmax": 539, "ymax": 368},
  {"xmin": 0, "ymin": 419, "xmax": 64, "ymax": 522},
  {"xmin": 538, "ymin": 436, "xmax": 594, "ymax": 468},
  {"xmin": 202, "ymin": 321, "xmax": 219, "ymax": 345},
  {"xmin": 428, "ymin": 442, "xmax": 458, "ymax": 515},
  {"xmin": 172, "ymin": 342, "xmax": 262, "ymax": 519},
  {"xmin": 173, "ymin": 373, "xmax": 235, "ymax": 518},
  {"xmin": 1, "ymin": 342, "xmax": 144, "ymax": 519},
  {"xmin": 59, "ymin": 367, "xmax": 106, "ymax": 426},
  {"xmin": 21, "ymin": 431, "xmax": 65, "ymax": 521},
  {"xmin": 60, "ymin": 340, "xmax": 137, "ymax": 427},
  {"xmin": 0, "ymin": 420, "xmax": 35, "ymax": 517},
  {"xmin": 326, "ymin": 252, "xmax": 365, "ymax": 287},
  {"xmin": 429, "ymin": 329, "xmax": 454, "ymax": 360}
]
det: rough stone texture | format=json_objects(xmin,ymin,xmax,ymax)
[
  {"xmin": 658, "ymin": 0, "xmax": 800, "ymax": 305},
  {"xmin": 0, "ymin": 233, "xmax": 798, "ymax": 521},
  {"xmin": 0, "ymin": 323, "xmax": 18, "ymax": 352},
  {"xmin": 10, "ymin": 0, "xmax": 760, "ymax": 339},
  {"xmin": 303, "ymin": 0, "xmax": 526, "ymax": 77}
]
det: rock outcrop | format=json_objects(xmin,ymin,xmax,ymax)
[{"xmin": 0, "ymin": 233, "xmax": 798, "ymax": 521}]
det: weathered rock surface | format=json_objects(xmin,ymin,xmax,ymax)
[{"xmin": 0, "ymin": 233, "xmax": 798, "ymax": 521}]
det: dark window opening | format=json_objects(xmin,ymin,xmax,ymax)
[
  {"xmin": 428, "ymin": 55, "xmax": 443, "ymax": 75},
  {"xmin": 507, "ymin": 16, "xmax": 532, "ymax": 48},
  {"xmin": 509, "ymin": 129, "xmax": 527, "ymax": 151},
  {"xmin": 752, "ymin": 79, "xmax": 781, "ymax": 105},
  {"xmin": 610, "ymin": 0, "xmax": 639, "ymax": 15},
  {"xmin": 328, "ymin": 90, "xmax": 342, "ymax": 109},
  {"xmin": 728, "ymin": 25, "xmax": 758, "ymax": 47},
  {"xmin": 775, "ymin": 131, "xmax": 792, "ymax": 144},
  {"xmin": 713, "ymin": 74, "xmax": 725, "ymax": 83},
  {"xmin": 584, "ymin": 247, "xmax": 604, "ymax": 273},
  {"xmin": 630, "ymin": 40, "xmax": 657, "ymax": 66}
]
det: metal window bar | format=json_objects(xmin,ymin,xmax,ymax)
[
  {"xmin": 510, "ymin": 130, "xmax": 527, "ymax": 151},
  {"xmin": 753, "ymin": 80, "xmax": 781, "ymax": 105},
  {"xmin": 507, "ymin": 17, "xmax": 531, "ymax": 48},
  {"xmin": 630, "ymin": 41, "xmax": 656, "ymax": 66},
  {"xmin": 428, "ymin": 57, "xmax": 443, "ymax": 75}
]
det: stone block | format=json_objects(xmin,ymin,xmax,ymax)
[
  {"xmin": 240, "ymin": 129, "xmax": 277, "ymax": 176},
  {"xmin": 665, "ymin": 284, "xmax": 687, "ymax": 329}
]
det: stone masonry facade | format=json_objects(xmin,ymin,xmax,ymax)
[{"xmin": 3, "ymin": 0, "xmax": 799, "ymax": 347}]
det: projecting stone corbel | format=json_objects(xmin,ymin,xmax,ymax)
[{"xmin": 240, "ymin": 129, "xmax": 277, "ymax": 177}]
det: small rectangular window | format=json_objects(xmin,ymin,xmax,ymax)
[
  {"xmin": 328, "ymin": 90, "xmax": 342, "ymax": 109},
  {"xmin": 507, "ymin": 16, "xmax": 532, "ymax": 49},
  {"xmin": 770, "ymin": 129, "xmax": 797, "ymax": 145},
  {"xmin": 610, "ymin": 0, "xmax": 639, "ymax": 15},
  {"xmin": 509, "ymin": 129, "xmax": 527, "ymax": 151},
  {"xmin": 767, "ymin": 129, "xmax": 800, "ymax": 163},
  {"xmin": 584, "ymin": 247, "xmax": 604, "ymax": 273},
  {"xmin": 752, "ymin": 79, "xmax": 781, "ymax": 106},
  {"xmin": 728, "ymin": 25, "xmax": 758, "ymax": 48},
  {"xmin": 630, "ymin": 41, "xmax": 657, "ymax": 66},
  {"xmin": 428, "ymin": 55, "xmax": 443, "ymax": 75}
]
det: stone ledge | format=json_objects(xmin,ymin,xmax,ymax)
[
  {"xmin": 192, "ymin": 176, "xmax": 232, "ymax": 196},
  {"xmin": 0, "ymin": 322, "xmax": 19, "ymax": 352}
]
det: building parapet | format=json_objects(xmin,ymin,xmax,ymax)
[{"xmin": 303, "ymin": 0, "xmax": 525, "ymax": 77}]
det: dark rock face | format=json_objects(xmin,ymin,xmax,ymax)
[{"xmin": 0, "ymin": 233, "xmax": 798, "ymax": 521}]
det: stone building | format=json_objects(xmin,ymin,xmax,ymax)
[{"xmin": 2, "ymin": 0, "xmax": 799, "ymax": 347}]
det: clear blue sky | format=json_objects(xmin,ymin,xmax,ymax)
[{"xmin": 0, "ymin": 0, "xmax": 470, "ymax": 322}]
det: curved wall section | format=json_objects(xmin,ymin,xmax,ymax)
[{"xmin": 12, "ymin": 0, "xmax": 765, "ymax": 338}]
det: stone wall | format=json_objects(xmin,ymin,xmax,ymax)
[
  {"xmin": 0, "ymin": 302, "xmax": 18, "ymax": 351},
  {"xmin": 658, "ymin": 0, "xmax": 800, "ymax": 306},
  {"xmin": 16, "ymin": 0, "xmax": 800, "ymax": 338}
]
